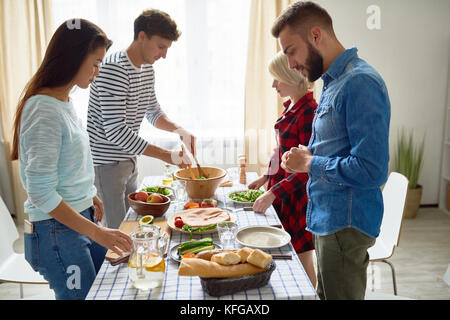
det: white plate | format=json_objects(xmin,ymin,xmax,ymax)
[
  {"xmin": 167, "ymin": 209, "xmax": 237, "ymax": 234},
  {"xmin": 169, "ymin": 242, "xmax": 222, "ymax": 263},
  {"xmin": 236, "ymin": 226, "xmax": 291, "ymax": 249},
  {"xmin": 228, "ymin": 190, "xmax": 264, "ymax": 206}
]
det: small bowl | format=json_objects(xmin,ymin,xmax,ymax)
[
  {"xmin": 174, "ymin": 166, "xmax": 227, "ymax": 199},
  {"xmin": 127, "ymin": 192, "xmax": 171, "ymax": 217}
]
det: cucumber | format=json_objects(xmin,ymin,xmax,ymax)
[
  {"xmin": 179, "ymin": 244, "xmax": 215, "ymax": 255},
  {"xmin": 178, "ymin": 237, "xmax": 213, "ymax": 255}
]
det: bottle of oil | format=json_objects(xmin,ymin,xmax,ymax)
[{"xmin": 162, "ymin": 164, "xmax": 173, "ymax": 186}]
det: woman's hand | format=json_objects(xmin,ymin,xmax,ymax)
[
  {"xmin": 93, "ymin": 195, "xmax": 104, "ymax": 222},
  {"xmin": 252, "ymin": 190, "xmax": 276, "ymax": 214},
  {"xmin": 48, "ymin": 200, "xmax": 132, "ymax": 256},
  {"xmin": 93, "ymin": 226, "xmax": 133, "ymax": 256},
  {"xmin": 248, "ymin": 175, "xmax": 268, "ymax": 190}
]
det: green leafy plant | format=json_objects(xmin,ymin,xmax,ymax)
[{"xmin": 394, "ymin": 128, "xmax": 425, "ymax": 189}]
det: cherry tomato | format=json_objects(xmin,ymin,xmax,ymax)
[{"xmin": 174, "ymin": 218, "xmax": 184, "ymax": 228}]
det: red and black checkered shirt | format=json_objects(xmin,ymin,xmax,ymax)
[{"xmin": 265, "ymin": 91, "xmax": 317, "ymax": 253}]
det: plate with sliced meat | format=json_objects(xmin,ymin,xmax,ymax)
[{"xmin": 167, "ymin": 208, "xmax": 237, "ymax": 234}]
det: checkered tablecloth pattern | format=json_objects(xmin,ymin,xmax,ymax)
[{"xmin": 86, "ymin": 173, "xmax": 318, "ymax": 300}]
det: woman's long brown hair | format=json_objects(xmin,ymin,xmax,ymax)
[{"xmin": 10, "ymin": 19, "xmax": 112, "ymax": 160}]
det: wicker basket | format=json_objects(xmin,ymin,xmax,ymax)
[{"xmin": 199, "ymin": 261, "xmax": 276, "ymax": 297}]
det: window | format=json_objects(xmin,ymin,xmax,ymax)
[{"xmin": 51, "ymin": 0, "xmax": 250, "ymax": 166}]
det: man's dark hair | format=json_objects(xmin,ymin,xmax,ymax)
[
  {"xmin": 134, "ymin": 9, "xmax": 181, "ymax": 41},
  {"xmin": 271, "ymin": 1, "xmax": 335, "ymax": 39}
]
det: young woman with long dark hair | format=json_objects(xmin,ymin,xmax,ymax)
[{"xmin": 11, "ymin": 19, "xmax": 132, "ymax": 299}]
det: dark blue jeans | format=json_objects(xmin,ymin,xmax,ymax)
[{"xmin": 24, "ymin": 207, "xmax": 107, "ymax": 299}]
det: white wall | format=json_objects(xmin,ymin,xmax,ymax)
[
  {"xmin": 131, "ymin": 0, "xmax": 450, "ymax": 205},
  {"xmin": 315, "ymin": 0, "xmax": 450, "ymax": 204},
  {"xmin": 137, "ymin": 156, "xmax": 166, "ymax": 187}
]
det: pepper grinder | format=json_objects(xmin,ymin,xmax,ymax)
[{"xmin": 238, "ymin": 154, "xmax": 247, "ymax": 184}]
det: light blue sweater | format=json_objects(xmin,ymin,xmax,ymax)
[{"xmin": 19, "ymin": 95, "xmax": 97, "ymax": 222}]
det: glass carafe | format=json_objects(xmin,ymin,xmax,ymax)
[{"xmin": 128, "ymin": 224, "xmax": 168, "ymax": 290}]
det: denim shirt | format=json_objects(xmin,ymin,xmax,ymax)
[{"xmin": 306, "ymin": 47, "xmax": 391, "ymax": 238}]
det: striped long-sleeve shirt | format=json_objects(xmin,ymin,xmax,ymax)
[{"xmin": 87, "ymin": 50, "xmax": 165, "ymax": 165}]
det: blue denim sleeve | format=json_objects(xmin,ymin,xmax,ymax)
[{"xmin": 309, "ymin": 73, "xmax": 390, "ymax": 189}]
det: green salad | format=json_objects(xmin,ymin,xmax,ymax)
[
  {"xmin": 140, "ymin": 185, "xmax": 172, "ymax": 196},
  {"xmin": 229, "ymin": 189, "xmax": 264, "ymax": 203}
]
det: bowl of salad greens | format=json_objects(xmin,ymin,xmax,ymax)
[
  {"xmin": 228, "ymin": 189, "xmax": 265, "ymax": 205},
  {"xmin": 140, "ymin": 185, "xmax": 174, "ymax": 199},
  {"xmin": 174, "ymin": 167, "xmax": 227, "ymax": 199}
]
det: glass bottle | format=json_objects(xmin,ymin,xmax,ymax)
[{"xmin": 162, "ymin": 164, "xmax": 174, "ymax": 186}]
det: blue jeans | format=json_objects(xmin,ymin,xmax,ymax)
[{"xmin": 24, "ymin": 207, "xmax": 107, "ymax": 300}]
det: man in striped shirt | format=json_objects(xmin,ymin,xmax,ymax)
[{"xmin": 87, "ymin": 9, "xmax": 194, "ymax": 229}]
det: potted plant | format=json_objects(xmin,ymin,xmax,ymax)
[{"xmin": 393, "ymin": 127, "xmax": 425, "ymax": 218}]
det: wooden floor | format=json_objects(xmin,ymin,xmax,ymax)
[
  {"xmin": 1, "ymin": 207, "xmax": 449, "ymax": 300},
  {"xmin": 366, "ymin": 207, "xmax": 450, "ymax": 300}
]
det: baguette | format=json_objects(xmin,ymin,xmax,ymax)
[
  {"xmin": 196, "ymin": 249, "xmax": 236, "ymax": 261},
  {"xmin": 178, "ymin": 258, "xmax": 265, "ymax": 278},
  {"xmin": 211, "ymin": 251, "xmax": 241, "ymax": 265},
  {"xmin": 247, "ymin": 249, "xmax": 272, "ymax": 269},
  {"xmin": 237, "ymin": 247, "xmax": 254, "ymax": 263}
]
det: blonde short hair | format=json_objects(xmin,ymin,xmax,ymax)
[{"xmin": 268, "ymin": 51, "xmax": 312, "ymax": 90}]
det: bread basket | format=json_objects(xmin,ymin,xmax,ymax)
[{"xmin": 199, "ymin": 261, "xmax": 276, "ymax": 297}]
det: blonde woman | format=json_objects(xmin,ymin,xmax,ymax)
[{"xmin": 249, "ymin": 51, "xmax": 317, "ymax": 287}]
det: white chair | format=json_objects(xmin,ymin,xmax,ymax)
[
  {"xmin": 0, "ymin": 196, "xmax": 49, "ymax": 299},
  {"xmin": 368, "ymin": 172, "xmax": 409, "ymax": 295}
]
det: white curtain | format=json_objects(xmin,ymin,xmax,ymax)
[
  {"xmin": 0, "ymin": 0, "xmax": 53, "ymax": 222},
  {"xmin": 244, "ymin": 0, "xmax": 295, "ymax": 174},
  {"xmin": 51, "ymin": 0, "xmax": 251, "ymax": 168},
  {"xmin": 0, "ymin": 120, "xmax": 13, "ymax": 213}
]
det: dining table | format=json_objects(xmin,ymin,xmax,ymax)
[{"xmin": 85, "ymin": 172, "xmax": 318, "ymax": 300}]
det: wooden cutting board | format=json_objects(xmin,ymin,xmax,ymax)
[{"xmin": 105, "ymin": 219, "xmax": 172, "ymax": 262}]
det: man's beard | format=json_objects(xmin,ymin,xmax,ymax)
[{"xmin": 304, "ymin": 42, "xmax": 324, "ymax": 82}]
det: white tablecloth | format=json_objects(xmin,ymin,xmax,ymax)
[{"xmin": 86, "ymin": 173, "xmax": 318, "ymax": 300}]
